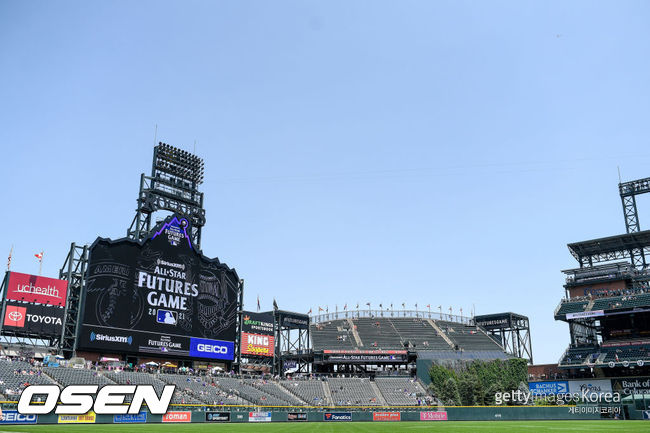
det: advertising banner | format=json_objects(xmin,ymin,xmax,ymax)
[
  {"xmin": 241, "ymin": 332, "xmax": 275, "ymax": 357},
  {"xmin": 567, "ymin": 379, "xmax": 613, "ymax": 396},
  {"xmin": 113, "ymin": 412, "xmax": 147, "ymax": 423},
  {"xmin": 420, "ymin": 411, "xmax": 448, "ymax": 421},
  {"xmin": 324, "ymin": 412, "xmax": 352, "ymax": 422},
  {"xmin": 373, "ymin": 412, "xmax": 401, "ymax": 421},
  {"xmin": 5, "ymin": 272, "xmax": 68, "ymax": 306},
  {"xmin": 162, "ymin": 411, "xmax": 191, "ymax": 423},
  {"xmin": 189, "ymin": 337, "xmax": 234, "ymax": 360},
  {"xmin": 248, "ymin": 411, "xmax": 272, "ymax": 422},
  {"xmin": 281, "ymin": 313, "xmax": 309, "ymax": 329},
  {"xmin": 529, "ymin": 381, "xmax": 569, "ymax": 395},
  {"xmin": 612, "ymin": 377, "xmax": 650, "ymax": 396},
  {"xmin": 3, "ymin": 302, "xmax": 64, "ymax": 337},
  {"xmin": 287, "ymin": 412, "xmax": 307, "ymax": 421},
  {"xmin": 0, "ymin": 411, "xmax": 37, "ymax": 424},
  {"xmin": 78, "ymin": 215, "xmax": 239, "ymax": 359},
  {"xmin": 241, "ymin": 311, "xmax": 274, "ymax": 334},
  {"xmin": 566, "ymin": 310, "xmax": 604, "ymax": 320},
  {"xmin": 58, "ymin": 411, "xmax": 96, "ymax": 424},
  {"xmin": 206, "ymin": 412, "xmax": 231, "ymax": 422}
]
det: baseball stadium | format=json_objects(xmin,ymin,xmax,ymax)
[{"xmin": 0, "ymin": 143, "xmax": 649, "ymax": 432}]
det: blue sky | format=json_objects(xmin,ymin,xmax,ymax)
[{"xmin": 2, "ymin": 1, "xmax": 650, "ymax": 364}]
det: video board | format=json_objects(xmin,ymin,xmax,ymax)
[
  {"xmin": 77, "ymin": 215, "xmax": 239, "ymax": 360},
  {"xmin": 241, "ymin": 311, "xmax": 274, "ymax": 357},
  {"xmin": 2, "ymin": 302, "xmax": 64, "ymax": 337}
]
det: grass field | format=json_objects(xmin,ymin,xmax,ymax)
[{"xmin": 1, "ymin": 421, "xmax": 650, "ymax": 433}]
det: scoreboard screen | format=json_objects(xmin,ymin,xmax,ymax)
[{"xmin": 77, "ymin": 215, "xmax": 239, "ymax": 360}]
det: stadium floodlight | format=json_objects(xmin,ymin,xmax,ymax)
[{"xmin": 154, "ymin": 142, "xmax": 204, "ymax": 185}]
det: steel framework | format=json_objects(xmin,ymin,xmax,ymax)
[
  {"xmin": 619, "ymin": 176, "xmax": 650, "ymax": 269},
  {"xmin": 58, "ymin": 243, "xmax": 89, "ymax": 358},
  {"xmin": 127, "ymin": 142, "xmax": 206, "ymax": 249},
  {"xmin": 273, "ymin": 310, "xmax": 311, "ymax": 376},
  {"xmin": 474, "ymin": 312, "xmax": 533, "ymax": 364}
]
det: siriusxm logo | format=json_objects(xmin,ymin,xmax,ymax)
[
  {"xmin": 189, "ymin": 338, "xmax": 234, "ymax": 360},
  {"xmin": 90, "ymin": 332, "xmax": 132, "ymax": 345}
]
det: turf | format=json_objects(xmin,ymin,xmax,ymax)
[{"xmin": 1, "ymin": 421, "xmax": 650, "ymax": 433}]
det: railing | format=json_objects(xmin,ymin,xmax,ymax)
[{"xmin": 310, "ymin": 309, "xmax": 473, "ymax": 325}]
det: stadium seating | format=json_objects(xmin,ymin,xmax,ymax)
[
  {"xmin": 558, "ymin": 346, "xmax": 599, "ymax": 366},
  {"xmin": 374, "ymin": 376, "xmax": 426, "ymax": 405},
  {"xmin": 601, "ymin": 343, "xmax": 650, "ymax": 364},
  {"xmin": 591, "ymin": 293, "xmax": 650, "ymax": 311},
  {"xmin": 279, "ymin": 378, "xmax": 330, "ymax": 406},
  {"xmin": 105, "ymin": 370, "xmax": 201, "ymax": 404},
  {"xmin": 159, "ymin": 373, "xmax": 246, "ymax": 405},
  {"xmin": 311, "ymin": 317, "xmax": 503, "ymax": 353},
  {"xmin": 0, "ymin": 360, "xmax": 57, "ymax": 397},
  {"xmin": 215, "ymin": 377, "xmax": 294, "ymax": 406},
  {"xmin": 327, "ymin": 377, "xmax": 382, "ymax": 405},
  {"xmin": 437, "ymin": 322, "xmax": 503, "ymax": 351},
  {"xmin": 243, "ymin": 378, "xmax": 304, "ymax": 405},
  {"xmin": 555, "ymin": 300, "xmax": 589, "ymax": 317},
  {"xmin": 311, "ymin": 320, "xmax": 357, "ymax": 351}
]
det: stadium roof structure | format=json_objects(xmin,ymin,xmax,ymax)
[{"xmin": 567, "ymin": 230, "xmax": 650, "ymax": 269}]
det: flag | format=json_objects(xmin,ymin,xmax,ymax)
[
  {"xmin": 35, "ymin": 251, "xmax": 43, "ymax": 261},
  {"xmin": 7, "ymin": 245, "xmax": 13, "ymax": 271},
  {"xmin": 308, "ymin": 308, "xmax": 312, "ymax": 314},
  {"xmin": 365, "ymin": 302, "xmax": 370, "ymax": 306},
  {"xmin": 257, "ymin": 295, "xmax": 260, "ymax": 312},
  {"xmin": 318, "ymin": 306, "xmax": 324, "ymax": 312},
  {"xmin": 326, "ymin": 306, "xmax": 329, "ymax": 313},
  {"xmin": 356, "ymin": 303, "xmax": 359, "ymax": 309},
  {"xmin": 427, "ymin": 304, "xmax": 430, "ymax": 309},
  {"xmin": 379, "ymin": 303, "xmax": 382, "ymax": 308},
  {"xmin": 273, "ymin": 298, "xmax": 278, "ymax": 310},
  {"xmin": 415, "ymin": 303, "xmax": 418, "ymax": 308},
  {"xmin": 344, "ymin": 304, "xmax": 347, "ymax": 310},
  {"xmin": 401, "ymin": 303, "xmax": 405, "ymax": 308}
]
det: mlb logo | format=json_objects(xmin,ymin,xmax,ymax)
[
  {"xmin": 157, "ymin": 309, "xmax": 177, "ymax": 325},
  {"xmin": 4, "ymin": 305, "xmax": 26, "ymax": 328}
]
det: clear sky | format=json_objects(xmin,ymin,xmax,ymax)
[{"xmin": 2, "ymin": 1, "xmax": 650, "ymax": 364}]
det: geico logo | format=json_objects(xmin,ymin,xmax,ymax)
[
  {"xmin": 5, "ymin": 412, "xmax": 37, "ymax": 422},
  {"xmin": 197, "ymin": 344, "xmax": 228, "ymax": 353},
  {"xmin": 17, "ymin": 384, "xmax": 176, "ymax": 415},
  {"xmin": 26, "ymin": 314, "xmax": 62, "ymax": 325}
]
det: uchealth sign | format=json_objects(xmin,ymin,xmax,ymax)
[
  {"xmin": 6, "ymin": 272, "xmax": 68, "ymax": 306},
  {"xmin": 420, "ymin": 411, "xmax": 448, "ymax": 421}
]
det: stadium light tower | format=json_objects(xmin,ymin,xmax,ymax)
[
  {"xmin": 619, "ymin": 176, "xmax": 650, "ymax": 269},
  {"xmin": 127, "ymin": 142, "xmax": 206, "ymax": 249}
]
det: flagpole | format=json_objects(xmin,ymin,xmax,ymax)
[{"xmin": 39, "ymin": 251, "xmax": 43, "ymax": 275}]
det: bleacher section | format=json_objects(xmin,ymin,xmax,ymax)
[
  {"xmin": 159, "ymin": 374, "xmax": 246, "ymax": 405},
  {"xmin": 106, "ymin": 370, "xmax": 201, "ymax": 404},
  {"xmin": 44, "ymin": 366, "xmax": 114, "ymax": 387},
  {"xmin": 280, "ymin": 378, "xmax": 330, "ymax": 406},
  {"xmin": 591, "ymin": 293, "xmax": 650, "ymax": 311},
  {"xmin": 327, "ymin": 377, "xmax": 381, "ymax": 405},
  {"xmin": 601, "ymin": 343, "xmax": 650, "ymax": 364},
  {"xmin": 374, "ymin": 376, "xmax": 426, "ymax": 405},
  {"xmin": 558, "ymin": 346, "xmax": 600, "ymax": 366},
  {"xmin": 555, "ymin": 300, "xmax": 589, "ymax": 317},
  {"xmin": 312, "ymin": 317, "xmax": 500, "ymax": 353},
  {"xmin": 243, "ymin": 378, "xmax": 304, "ymax": 405},
  {"xmin": 216, "ymin": 377, "xmax": 294, "ymax": 406},
  {"xmin": 0, "ymin": 361, "xmax": 56, "ymax": 397},
  {"xmin": 311, "ymin": 320, "xmax": 356, "ymax": 351},
  {"xmin": 437, "ymin": 321, "xmax": 503, "ymax": 351}
]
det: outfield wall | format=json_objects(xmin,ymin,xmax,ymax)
[{"xmin": 0, "ymin": 406, "xmax": 612, "ymax": 425}]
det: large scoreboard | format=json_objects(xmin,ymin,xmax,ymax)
[{"xmin": 77, "ymin": 215, "xmax": 240, "ymax": 361}]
